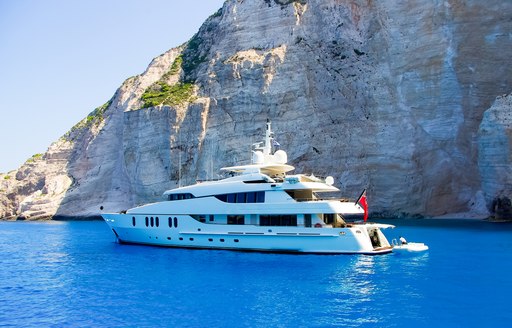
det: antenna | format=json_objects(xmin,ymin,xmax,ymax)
[{"xmin": 263, "ymin": 119, "xmax": 272, "ymax": 156}]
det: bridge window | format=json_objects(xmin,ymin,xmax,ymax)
[
  {"xmin": 247, "ymin": 192, "xmax": 256, "ymax": 203},
  {"xmin": 227, "ymin": 193, "xmax": 236, "ymax": 203},
  {"xmin": 214, "ymin": 191, "xmax": 265, "ymax": 203},
  {"xmin": 168, "ymin": 193, "xmax": 195, "ymax": 201},
  {"xmin": 236, "ymin": 192, "xmax": 246, "ymax": 203}
]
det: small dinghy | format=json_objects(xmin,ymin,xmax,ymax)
[{"xmin": 391, "ymin": 239, "xmax": 429, "ymax": 252}]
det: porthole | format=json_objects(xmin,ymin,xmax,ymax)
[
  {"xmin": 189, "ymin": 238, "xmax": 194, "ymax": 241},
  {"xmin": 145, "ymin": 217, "xmax": 149, "ymax": 227},
  {"xmin": 234, "ymin": 239, "xmax": 239, "ymax": 243},
  {"xmin": 168, "ymin": 217, "xmax": 172, "ymax": 228},
  {"xmin": 150, "ymin": 217, "xmax": 154, "ymax": 227},
  {"xmin": 167, "ymin": 237, "xmax": 171, "ymax": 240},
  {"xmin": 179, "ymin": 237, "xmax": 183, "ymax": 241},
  {"xmin": 174, "ymin": 217, "xmax": 178, "ymax": 228},
  {"xmin": 156, "ymin": 217, "xmax": 159, "ymax": 227},
  {"xmin": 132, "ymin": 216, "xmax": 136, "ymax": 226},
  {"xmin": 208, "ymin": 238, "xmax": 213, "ymax": 242},
  {"xmin": 220, "ymin": 239, "xmax": 225, "ymax": 242},
  {"xmin": 197, "ymin": 228, "xmax": 201, "ymax": 231}
]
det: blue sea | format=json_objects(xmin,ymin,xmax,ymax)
[{"xmin": 0, "ymin": 219, "xmax": 511, "ymax": 327}]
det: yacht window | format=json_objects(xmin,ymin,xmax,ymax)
[
  {"xmin": 227, "ymin": 193, "xmax": 236, "ymax": 203},
  {"xmin": 191, "ymin": 215, "xmax": 207, "ymax": 223},
  {"xmin": 150, "ymin": 217, "xmax": 154, "ymax": 227},
  {"xmin": 247, "ymin": 192, "xmax": 256, "ymax": 203},
  {"xmin": 304, "ymin": 214, "xmax": 312, "ymax": 228},
  {"xmin": 260, "ymin": 215, "xmax": 297, "ymax": 226},
  {"xmin": 174, "ymin": 217, "xmax": 178, "ymax": 228},
  {"xmin": 227, "ymin": 215, "xmax": 245, "ymax": 225},
  {"xmin": 325, "ymin": 214, "xmax": 335, "ymax": 225},
  {"xmin": 236, "ymin": 192, "xmax": 247, "ymax": 203},
  {"xmin": 256, "ymin": 191, "xmax": 265, "ymax": 203},
  {"xmin": 132, "ymin": 216, "xmax": 136, "ymax": 226},
  {"xmin": 168, "ymin": 193, "xmax": 195, "ymax": 201},
  {"xmin": 155, "ymin": 217, "xmax": 159, "ymax": 227},
  {"xmin": 145, "ymin": 217, "xmax": 149, "ymax": 227},
  {"xmin": 215, "ymin": 191, "xmax": 265, "ymax": 203},
  {"xmin": 168, "ymin": 217, "xmax": 172, "ymax": 228},
  {"xmin": 215, "ymin": 194, "xmax": 227, "ymax": 202},
  {"xmin": 209, "ymin": 215, "xmax": 214, "ymax": 222}
]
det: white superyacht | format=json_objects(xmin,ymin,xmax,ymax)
[{"xmin": 102, "ymin": 121, "xmax": 395, "ymax": 254}]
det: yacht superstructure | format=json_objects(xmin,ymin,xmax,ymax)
[{"xmin": 102, "ymin": 121, "xmax": 394, "ymax": 254}]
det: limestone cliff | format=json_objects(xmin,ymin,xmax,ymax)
[{"xmin": 1, "ymin": 0, "xmax": 512, "ymax": 220}]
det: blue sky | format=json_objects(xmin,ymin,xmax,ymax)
[{"xmin": 0, "ymin": 0, "xmax": 225, "ymax": 173}]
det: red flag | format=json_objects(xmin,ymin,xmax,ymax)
[{"xmin": 356, "ymin": 189, "xmax": 368, "ymax": 222}]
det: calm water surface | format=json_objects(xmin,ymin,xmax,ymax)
[{"xmin": 0, "ymin": 219, "xmax": 511, "ymax": 327}]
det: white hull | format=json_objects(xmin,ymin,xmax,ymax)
[
  {"xmin": 392, "ymin": 242, "xmax": 429, "ymax": 252},
  {"xmin": 103, "ymin": 214, "xmax": 393, "ymax": 255}
]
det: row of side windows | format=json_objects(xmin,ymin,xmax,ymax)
[
  {"xmin": 168, "ymin": 193, "xmax": 194, "ymax": 201},
  {"xmin": 191, "ymin": 214, "xmax": 297, "ymax": 226},
  {"xmin": 131, "ymin": 216, "xmax": 178, "ymax": 228},
  {"xmin": 132, "ymin": 216, "xmax": 161, "ymax": 227},
  {"xmin": 215, "ymin": 191, "xmax": 265, "ymax": 203}
]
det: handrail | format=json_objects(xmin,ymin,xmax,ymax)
[{"xmin": 294, "ymin": 197, "xmax": 352, "ymax": 202}]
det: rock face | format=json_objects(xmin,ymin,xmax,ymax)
[
  {"xmin": 478, "ymin": 93, "xmax": 512, "ymax": 219},
  {"xmin": 1, "ymin": 0, "xmax": 512, "ymax": 220}
]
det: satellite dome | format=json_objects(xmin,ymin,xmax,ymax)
[
  {"xmin": 274, "ymin": 150, "xmax": 288, "ymax": 164},
  {"xmin": 252, "ymin": 151, "xmax": 264, "ymax": 164}
]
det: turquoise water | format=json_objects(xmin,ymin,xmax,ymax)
[{"xmin": 0, "ymin": 219, "xmax": 511, "ymax": 327}]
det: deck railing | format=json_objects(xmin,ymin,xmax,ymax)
[{"xmin": 293, "ymin": 197, "xmax": 353, "ymax": 203}]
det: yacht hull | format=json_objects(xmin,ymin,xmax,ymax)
[{"xmin": 103, "ymin": 213, "xmax": 393, "ymax": 255}]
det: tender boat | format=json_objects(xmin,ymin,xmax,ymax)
[
  {"xmin": 102, "ymin": 120, "xmax": 398, "ymax": 254},
  {"xmin": 391, "ymin": 239, "xmax": 429, "ymax": 252}
]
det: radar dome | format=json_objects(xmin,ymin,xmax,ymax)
[
  {"xmin": 274, "ymin": 150, "xmax": 288, "ymax": 164},
  {"xmin": 252, "ymin": 151, "xmax": 264, "ymax": 164},
  {"xmin": 325, "ymin": 176, "xmax": 334, "ymax": 186}
]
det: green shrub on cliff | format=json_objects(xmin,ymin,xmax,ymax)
[
  {"xmin": 25, "ymin": 153, "xmax": 44, "ymax": 164},
  {"xmin": 167, "ymin": 55, "xmax": 183, "ymax": 77},
  {"xmin": 140, "ymin": 82, "xmax": 196, "ymax": 109}
]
